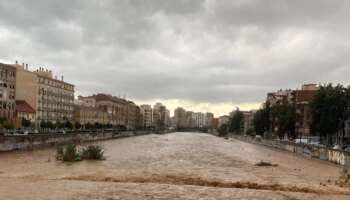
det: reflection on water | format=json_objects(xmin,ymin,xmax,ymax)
[{"xmin": 0, "ymin": 132, "xmax": 349, "ymax": 199}]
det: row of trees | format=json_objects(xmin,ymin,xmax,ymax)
[
  {"xmin": 252, "ymin": 84, "xmax": 350, "ymax": 145},
  {"xmin": 40, "ymin": 121, "xmax": 127, "ymax": 131},
  {"xmin": 310, "ymin": 84, "xmax": 350, "ymax": 145}
]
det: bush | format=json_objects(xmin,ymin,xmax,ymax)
[
  {"xmin": 336, "ymin": 168, "xmax": 350, "ymax": 188},
  {"xmin": 56, "ymin": 143, "xmax": 105, "ymax": 161},
  {"xmin": 82, "ymin": 144, "xmax": 105, "ymax": 160},
  {"xmin": 56, "ymin": 144, "xmax": 82, "ymax": 161}
]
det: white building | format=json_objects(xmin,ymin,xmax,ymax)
[
  {"xmin": 140, "ymin": 104, "xmax": 153, "ymax": 128},
  {"xmin": 192, "ymin": 112, "xmax": 207, "ymax": 128}
]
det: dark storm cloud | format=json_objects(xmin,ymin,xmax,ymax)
[{"xmin": 1, "ymin": 0, "xmax": 350, "ymax": 105}]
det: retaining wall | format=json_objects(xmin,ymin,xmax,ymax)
[
  {"xmin": 231, "ymin": 135, "xmax": 350, "ymax": 167},
  {"xmin": 0, "ymin": 130, "xmax": 172, "ymax": 152}
]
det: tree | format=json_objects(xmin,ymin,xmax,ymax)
[
  {"xmin": 273, "ymin": 103, "xmax": 295, "ymax": 139},
  {"xmin": 85, "ymin": 122, "xmax": 92, "ymax": 130},
  {"xmin": 21, "ymin": 118, "xmax": 31, "ymax": 129},
  {"xmin": 218, "ymin": 123, "xmax": 228, "ymax": 137},
  {"xmin": 229, "ymin": 108, "xmax": 244, "ymax": 134},
  {"xmin": 65, "ymin": 121, "xmax": 73, "ymax": 130},
  {"xmin": 253, "ymin": 104, "xmax": 270, "ymax": 135},
  {"xmin": 310, "ymin": 84, "xmax": 350, "ymax": 145},
  {"xmin": 105, "ymin": 123, "xmax": 113, "ymax": 129},
  {"xmin": 46, "ymin": 121, "xmax": 54, "ymax": 130},
  {"xmin": 74, "ymin": 122, "xmax": 82, "ymax": 130}
]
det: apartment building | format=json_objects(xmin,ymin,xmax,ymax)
[
  {"xmin": 13, "ymin": 62, "xmax": 74, "ymax": 128},
  {"xmin": 73, "ymin": 104, "xmax": 108, "ymax": 127},
  {"xmin": 174, "ymin": 107, "xmax": 187, "ymax": 129},
  {"xmin": 126, "ymin": 101, "xmax": 140, "ymax": 130},
  {"xmin": 77, "ymin": 94, "xmax": 127, "ymax": 126},
  {"xmin": 0, "ymin": 63, "xmax": 16, "ymax": 123},
  {"xmin": 140, "ymin": 104, "xmax": 153, "ymax": 129}
]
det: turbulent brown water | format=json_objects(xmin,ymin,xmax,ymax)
[{"xmin": 0, "ymin": 132, "xmax": 349, "ymax": 199}]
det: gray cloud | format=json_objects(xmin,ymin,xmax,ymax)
[{"xmin": 1, "ymin": 0, "xmax": 350, "ymax": 106}]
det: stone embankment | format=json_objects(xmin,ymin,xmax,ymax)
[
  {"xmin": 231, "ymin": 135, "xmax": 350, "ymax": 167},
  {"xmin": 0, "ymin": 130, "xmax": 172, "ymax": 152}
]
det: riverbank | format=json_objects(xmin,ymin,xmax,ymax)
[
  {"xmin": 0, "ymin": 130, "xmax": 173, "ymax": 152},
  {"xmin": 230, "ymin": 134, "xmax": 350, "ymax": 167}
]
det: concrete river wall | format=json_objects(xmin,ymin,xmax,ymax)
[
  {"xmin": 0, "ymin": 130, "xmax": 171, "ymax": 152},
  {"xmin": 231, "ymin": 135, "xmax": 350, "ymax": 167}
]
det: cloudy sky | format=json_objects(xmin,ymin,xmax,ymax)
[{"xmin": 1, "ymin": 0, "xmax": 350, "ymax": 116}]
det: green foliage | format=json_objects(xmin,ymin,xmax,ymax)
[
  {"xmin": 253, "ymin": 104, "xmax": 270, "ymax": 135},
  {"xmin": 56, "ymin": 144, "xmax": 82, "ymax": 161},
  {"xmin": 21, "ymin": 118, "xmax": 31, "ymax": 128},
  {"xmin": 65, "ymin": 121, "xmax": 73, "ymax": 129},
  {"xmin": 246, "ymin": 128, "xmax": 255, "ymax": 136},
  {"xmin": 74, "ymin": 122, "xmax": 82, "ymax": 130},
  {"xmin": 0, "ymin": 117, "xmax": 14, "ymax": 129},
  {"xmin": 85, "ymin": 122, "xmax": 93, "ymax": 130},
  {"xmin": 105, "ymin": 123, "xmax": 113, "ymax": 129},
  {"xmin": 229, "ymin": 108, "xmax": 244, "ymax": 134},
  {"xmin": 82, "ymin": 144, "xmax": 105, "ymax": 160},
  {"xmin": 218, "ymin": 123, "xmax": 228, "ymax": 137},
  {"xmin": 56, "ymin": 143, "xmax": 105, "ymax": 161},
  {"xmin": 273, "ymin": 103, "xmax": 296, "ymax": 139},
  {"xmin": 310, "ymin": 84, "xmax": 350, "ymax": 145},
  {"xmin": 115, "ymin": 124, "xmax": 127, "ymax": 131}
]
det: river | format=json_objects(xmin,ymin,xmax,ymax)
[{"xmin": 0, "ymin": 132, "xmax": 349, "ymax": 199}]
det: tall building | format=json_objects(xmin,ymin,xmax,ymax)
[
  {"xmin": 140, "ymin": 104, "xmax": 153, "ymax": 129},
  {"xmin": 174, "ymin": 107, "xmax": 186, "ymax": 129},
  {"xmin": 13, "ymin": 62, "xmax": 74, "ymax": 128},
  {"xmin": 126, "ymin": 101, "xmax": 140, "ymax": 130},
  {"xmin": 185, "ymin": 111, "xmax": 195, "ymax": 128},
  {"xmin": 152, "ymin": 103, "xmax": 170, "ymax": 129},
  {"xmin": 192, "ymin": 112, "xmax": 207, "ymax": 128},
  {"xmin": 0, "ymin": 63, "xmax": 16, "ymax": 123},
  {"xmin": 77, "ymin": 94, "xmax": 127, "ymax": 126},
  {"xmin": 206, "ymin": 112, "xmax": 214, "ymax": 128},
  {"xmin": 292, "ymin": 84, "xmax": 319, "ymax": 136}
]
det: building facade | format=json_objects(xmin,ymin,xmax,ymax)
[
  {"xmin": 15, "ymin": 100, "xmax": 36, "ymax": 129},
  {"xmin": 140, "ymin": 104, "xmax": 153, "ymax": 129},
  {"xmin": 73, "ymin": 105, "xmax": 108, "ymax": 128},
  {"xmin": 0, "ymin": 63, "xmax": 16, "ymax": 123},
  {"xmin": 13, "ymin": 62, "xmax": 74, "ymax": 128},
  {"xmin": 77, "ymin": 94, "xmax": 127, "ymax": 126},
  {"xmin": 174, "ymin": 107, "xmax": 187, "ymax": 129},
  {"xmin": 218, "ymin": 115, "xmax": 229, "ymax": 128}
]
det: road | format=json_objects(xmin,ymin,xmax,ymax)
[{"xmin": 0, "ymin": 132, "xmax": 349, "ymax": 199}]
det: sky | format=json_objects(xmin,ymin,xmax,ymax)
[{"xmin": 1, "ymin": 0, "xmax": 350, "ymax": 117}]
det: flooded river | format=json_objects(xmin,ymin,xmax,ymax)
[{"xmin": 0, "ymin": 132, "xmax": 349, "ymax": 199}]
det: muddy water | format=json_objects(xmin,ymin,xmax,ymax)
[{"xmin": 0, "ymin": 132, "xmax": 349, "ymax": 199}]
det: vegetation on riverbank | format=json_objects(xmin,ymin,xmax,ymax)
[
  {"xmin": 56, "ymin": 143, "xmax": 105, "ymax": 161},
  {"xmin": 336, "ymin": 168, "xmax": 350, "ymax": 188}
]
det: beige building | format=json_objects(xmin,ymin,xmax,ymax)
[
  {"xmin": 218, "ymin": 115, "xmax": 229, "ymax": 128},
  {"xmin": 0, "ymin": 63, "xmax": 16, "ymax": 123},
  {"xmin": 12, "ymin": 62, "xmax": 74, "ymax": 128},
  {"xmin": 77, "ymin": 94, "xmax": 127, "ymax": 126},
  {"xmin": 140, "ymin": 104, "xmax": 153, "ymax": 129},
  {"xmin": 174, "ymin": 107, "xmax": 187, "ymax": 129},
  {"xmin": 15, "ymin": 100, "xmax": 36, "ymax": 129},
  {"xmin": 73, "ymin": 105, "xmax": 108, "ymax": 128},
  {"xmin": 126, "ymin": 101, "xmax": 140, "ymax": 130}
]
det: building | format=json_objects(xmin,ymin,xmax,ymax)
[
  {"xmin": 174, "ymin": 107, "xmax": 187, "ymax": 129},
  {"xmin": 15, "ymin": 100, "xmax": 36, "ymax": 129},
  {"xmin": 77, "ymin": 94, "xmax": 127, "ymax": 126},
  {"xmin": 210, "ymin": 118, "xmax": 219, "ymax": 129},
  {"xmin": 126, "ymin": 101, "xmax": 140, "ymax": 130},
  {"xmin": 242, "ymin": 110, "xmax": 257, "ymax": 134},
  {"xmin": 140, "ymin": 104, "xmax": 153, "ymax": 129},
  {"xmin": 0, "ymin": 63, "xmax": 16, "ymax": 123},
  {"xmin": 192, "ymin": 112, "xmax": 207, "ymax": 128},
  {"xmin": 152, "ymin": 103, "xmax": 170, "ymax": 129},
  {"xmin": 218, "ymin": 115, "xmax": 229, "ymax": 128},
  {"xmin": 73, "ymin": 105, "xmax": 108, "ymax": 128},
  {"xmin": 185, "ymin": 111, "xmax": 195, "ymax": 128},
  {"xmin": 13, "ymin": 62, "xmax": 74, "ymax": 128},
  {"xmin": 206, "ymin": 112, "xmax": 214, "ymax": 128},
  {"xmin": 292, "ymin": 84, "xmax": 319, "ymax": 136}
]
